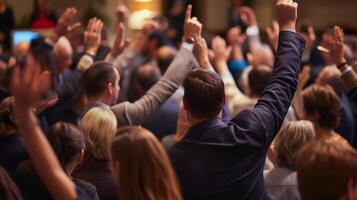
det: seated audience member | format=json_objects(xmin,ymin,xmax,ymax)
[
  {"xmin": 82, "ymin": 5, "xmax": 201, "ymax": 127},
  {"xmin": 10, "ymin": 57, "xmax": 94, "ymax": 199},
  {"xmin": 0, "ymin": 166, "xmax": 23, "ymax": 200},
  {"xmin": 296, "ymin": 138, "xmax": 357, "ymax": 200},
  {"xmin": 0, "ymin": 97, "xmax": 28, "ymax": 177},
  {"xmin": 264, "ymin": 121, "xmax": 315, "ymax": 200},
  {"xmin": 73, "ymin": 107, "xmax": 118, "ymax": 200},
  {"xmin": 315, "ymin": 67, "xmax": 356, "ymax": 145},
  {"xmin": 127, "ymin": 63, "xmax": 180, "ymax": 140},
  {"xmin": 302, "ymin": 84, "xmax": 346, "ymax": 142},
  {"xmin": 15, "ymin": 122, "xmax": 99, "ymax": 200},
  {"xmin": 169, "ymin": 1, "xmax": 306, "ymax": 199},
  {"xmin": 111, "ymin": 126, "xmax": 182, "ymax": 199},
  {"xmin": 10, "ymin": 51, "xmax": 183, "ymax": 199}
]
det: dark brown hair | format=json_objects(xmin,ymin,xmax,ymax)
[
  {"xmin": 82, "ymin": 62, "xmax": 117, "ymax": 98},
  {"xmin": 296, "ymin": 138, "xmax": 357, "ymax": 200},
  {"xmin": 248, "ymin": 65, "xmax": 272, "ymax": 97},
  {"xmin": 111, "ymin": 126, "xmax": 182, "ymax": 200},
  {"xmin": 47, "ymin": 122, "xmax": 85, "ymax": 169},
  {"xmin": 302, "ymin": 84, "xmax": 341, "ymax": 129},
  {"xmin": 183, "ymin": 70, "xmax": 225, "ymax": 119}
]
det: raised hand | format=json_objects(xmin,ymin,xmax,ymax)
[
  {"xmin": 298, "ymin": 65, "xmax": 311, "ymax": 90},
  {"xmin": 84, "ymin": 18, "xmax": 104, "ymax": 57},
  {"xmin": 301, "ymin": 26, "xmax": 316, "ymax": 50},
  {"xmin": 212, "ymin": 36, "xmax": 232, "ymax": 73},
  {"xmin": 51, "ymin": 8, "xmax": 81, "ymax": 42},
  {"xmin": 325, "ymin": 26, "xmax": 346, "ymax": 66},
  {"xmin": 227, "ymin": 27, "xmax": 246, "ymax": 46},
  {"xmin": 266, "ymin": 20, "xmax": 280, "ymax": 51},
  {"xmin": 276, "ymin": 0, "xmax": 298, "ymax": 31},
  {"xmin": 10, "ymin": 56, "xmax": 48, "ymax": 111},
  {"xmin": 183, "ymin": 5, "xmax": 202, "ymax": 42},
  {"xmin": 110, "ymin": 23, "xmax": 129, "ymax": 58},
  {"xmin": 239, "ymin": 6, "xmax": 258, "ymax": 27},
  {"xmin": 193, "ymin": 36, "xmax": 211, "ymax": 69}
]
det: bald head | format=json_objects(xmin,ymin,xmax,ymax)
[{"xmin": 54, "ymin": 37, "xmax": 73, "ymax": 74}]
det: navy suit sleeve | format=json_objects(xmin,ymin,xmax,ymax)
[{"xmin": 232, "ymin": 31, "xmax": 305, "ymax": 146}]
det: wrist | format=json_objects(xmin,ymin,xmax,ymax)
[
  {"xmin": 47, "ymin": 32, "xmax": 60, "ymax": 44},
  {"xmin": 215, "ymin": 60, "xmax": 229, "ymax": 73},
  {"xmin": 85, "ymin": 48, "xmax": 97, "ymax": 57},
  {"xmin": 199, "ymin": 58, "xmax": 211, "ymax": 69},
  {"xmin": 280, "ymin": 23, "xmax": 296, "ymax": 32}
]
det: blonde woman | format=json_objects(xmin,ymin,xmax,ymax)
[
  {"xmin": 111, "ymin": 126, "xmax": 182, "ymax": 200},
  {"xmin": 72, "ymin": 107, "xmax": 118, "ymax": 200},
  {"xmin": 264, "ymin": 121, "xmax": 315, "ymax": 200}
]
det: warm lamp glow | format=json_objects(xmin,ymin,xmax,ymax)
[{"xmin": 128, "ymin": 0, "xmax": 160, "ymax": 30}]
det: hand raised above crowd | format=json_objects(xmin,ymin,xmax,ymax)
[
  {"xmin": 276, "ymin": 0, "xmax": 298, "ymax": 31},
  {"xmin": 325, "ymin": 26, "xmax": 346, "ymax": 66},
  {"xmin": 266, "ymin": 20, "xmax": 279, "ymax": 51},
  {"xmin": 193, "ymin": 37, "xmax": 211, "ymax": 69},
  {"xmin": 239, "ymin": 6, "xmax": 258, "ymax": 27},
  {"xmin": 212, "ymin": 36, "xmax": 232, "ymax": 73},
  {"xmin": 110, "ymin": 23, "xmax": 129, "ymax": 58},
  {"xmin": 84, "ymin": 18, "xmax": 104, "ymax": 57},
  {"xmin": 50, "ymin": 7, "xmax": 81, "ymax": 43},
  {"xmin": 183, "ymin": 5, "xmax": 202, "ymax": 42}
]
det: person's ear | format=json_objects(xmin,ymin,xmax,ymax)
[{"xmin": 107, "ymin": 82, "xmax": 114, "ymax": 95}]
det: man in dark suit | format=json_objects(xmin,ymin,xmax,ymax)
[{"xmin": 169, "ymin": 0, "xmax": 306, "ymax": 199}]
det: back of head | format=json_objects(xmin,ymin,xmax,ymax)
[
  {"xmin": 302, "ymin": 84, "xmax": 341, "ymax": 129},
  {"xmin": 47, "ymin": 122, "xmax": 85, "ymax": 169},
  {"xmin": 183, "ymin": 70, "xmax": 225, "ymax": 119},
  {"xmin": 110, "ymin": 126, "xmax": 182, "ymax": 200},
  {"xmin": 128, "ymin": 63, "xmax": 161, "ymax": 102},
  {"xmin": 0, "ymin": 166, "xmax": 23, "ymax": 200},
  {"xmin": 80, "ymin": 107, "xmax": 117, "ymax": 160},
  {"xmin": 274, "ymin": 120, "xmax": 315, "ymax": 170},
  {"xmin": 0, "ymin": 97, "xmax": 17, "ymax": 136},
  {"xmin": 316, "ymin": 67, "xmax": 344, "ymax": 97},
  {"xmin": 157, "ymin": 46, "xmax": 177, "ymax": 74},
  {"xmin": 82, "ymin": 62, "xmax": 117, "ymax": 99},
  {"xmin": 248, "ymin": 65, "xmax": 272, "ymax": 97},
  {"xmin": 296, "ymin": 139, "xmax": 357, "ymax": 200}
]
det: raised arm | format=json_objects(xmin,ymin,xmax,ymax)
[
  {"xmin": 112, "ymin": 5, "xmax": 200, "ymax": 126},
  {"xmin": 11, "ymin": 57, "xmax": 77, "ymax": 200},
  {"xmin": 56, "ymin": 18, "xmax": 103, "ymax": 103},
  {"xmin": 212, "ymin": 36, "xmax": 254, "ymax": 115},
  {"xmin": 233, "ymin": 0, "xmax": 305, "ymax": 144},
  {"xmin": 323, "ymin": 26, "xmax": 357, "ymax": 105}
]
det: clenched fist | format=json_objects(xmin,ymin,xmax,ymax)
[{"xmin": 276, "ymin": 0, "xmax": 298, "ymax": 31}]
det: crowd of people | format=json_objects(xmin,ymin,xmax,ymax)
[{"xmin": 1, "ymin": 0, "xmax": 357, "ymax": 199}]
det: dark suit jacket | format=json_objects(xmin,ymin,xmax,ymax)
[{"xmin": 169, "ymin": 31, "xmax": 305, "ymax": 200}]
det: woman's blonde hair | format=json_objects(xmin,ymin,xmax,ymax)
[
  {"xmin": 80, "ymin": 107, "xmax": 117, "ymax": 160},
  {"xmin": 274, "ymin": 120, "xmax": 315, "ymax": 170},
  {"xmin": 111, "ymin": 126, "xmax": 182, "ymax": 200}
]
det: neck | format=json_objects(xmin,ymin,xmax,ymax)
[{"xmin": 87, "ymin": 96, "xmax": 111, "ymax": 106}]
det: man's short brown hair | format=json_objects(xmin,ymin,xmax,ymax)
[
  {"xmin": 183, "ymin": 70, "xmax": 225, "ymax": 119},
  {"xmin": 296, "ymin": 138, "xmax": 357, "ymax": 200},
  {"xmin": 302, "ymin": 84, "xmax": 340, "ymax": 128}
]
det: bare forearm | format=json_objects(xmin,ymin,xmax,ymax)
[{"xmin": 17, "ymin": 107, "xmax": 76, "ymax": 200}]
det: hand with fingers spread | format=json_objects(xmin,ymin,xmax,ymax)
[
  {"xmin": 276, "ymin": 0, "xmax": 298, "ymax": 31},
  {"xmin": 84, "ymin": 18, "xmax": 104, "ymax": 57},
  {"xmin": 110, "ymin": 23, "xmax": 129, "ymax": 58},
  {"xmin": 183, "ymin": 5, "xmax": 202, "ymax": 42},
  {"xmin": 50, "ymin": 7, "xmax": 81, "ymax": 43},
  {"xmin": 212, "ymin": 36, "xmax": 232, "ymax": 73},
  {"xmin": 325, "ymin": 26, "xmax": 346, "ymax": 67},
  {"xmin": 193, "ymin": 36, "xmax": 211, "ymax": 69},
  {"xmin": 266, "ymin": 20, "xmax": 280, "ymax": 51},
  {"xmin": 239, "ymin": 6, "xmax": 258, "ymax": 27}
]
